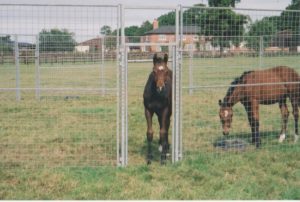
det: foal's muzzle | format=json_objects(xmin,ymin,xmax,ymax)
[
  {"xmin": 223, "ymin": 131, "xmax": 229, "ymax": 136},
  {"xmin": 156, "ymin": 86, "xmax": 165, "ymax": 94}
]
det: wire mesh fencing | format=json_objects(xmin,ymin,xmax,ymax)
[
  {"xmin": 0, "ymin": 3, "xmax": 299, "ymax": 167},
  {"xmin": 0, "ymin": 4, "xmax": 120, "ymax": 168}
]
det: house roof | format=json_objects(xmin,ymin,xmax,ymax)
[
  {"xmin": 78, "ymin": 37, "xmax": 101, "ymax": 46},
  {"xmin": 145, "ymin": 26, "xmax": 201, "ymax": 35}
]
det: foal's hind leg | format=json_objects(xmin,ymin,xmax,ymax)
[
  {"xmin": 279, "ymin": 101, "xmax": 289, "ymax": 143},
  {"xmin": 145, "ymin": 108, "xmax": 154, "ymax": 164},
  {"xmin": 291, "ymin": 98, "xmax": 299, "ymax": 143}
]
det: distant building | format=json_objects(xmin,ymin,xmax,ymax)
[
  {"xmin": 75, "ymin": 37, "xmax": 102, "ymax": 53},
  {"xmin": 141, "ymin": 19, "xmax": 202, "ymax": 52}
]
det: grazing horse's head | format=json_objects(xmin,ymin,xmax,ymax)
[
  {"xmin": 153, "ymin": 53, "xmax": 169, "ymax": 94},
  {"xmin": 218, "ymin": 100, "xmax": 233, "ymax": 136}
]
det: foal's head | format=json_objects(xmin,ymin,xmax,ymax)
[
  {"xmin": 153, "ymin": 53, "xmax": 169, "ymax": 94},
  {"xmin": 218, "ymin": 100, "xmax": 233, "ymax": 136}
]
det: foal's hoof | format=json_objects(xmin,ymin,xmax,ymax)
[
  {"xmin": 147, "ymin": 154, "xmax": 153, "ymax": 165},
  {"xmin": 278, "ymin": 134, "xmax": 286, "ymax": 143},
  {"xmin": 160, "ymin": 155, "xmax": 167, "ymax": 165},
  {"xmin": 160, "ymin": 159, "xmax": 166, "ymax": 165},
  {"xmin": 294, "ymin": 134, "xmax": 299, "ymax": 143}
]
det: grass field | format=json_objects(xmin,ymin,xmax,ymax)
[{"xmin": 0, "ymin": 55, "xmax": 299, "ymax": 199}]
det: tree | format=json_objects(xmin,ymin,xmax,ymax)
[
  {"xmin": 198, "ymin": 8, "xmax": 247, "ymax": 55},
  {"xmin": 137, "ymin": 21, "xmax": 153, "ymax": 35},
  {"xmin": 277, "ymin": 0, "xmax": 300, "ymax": 51},
  {"xmin": 208, "ymin": 0, "xmax": 241, "ymax": 7},
  {"xmin": 158, "ymin": 11, "xmax": 176, "ymax": 26},
  {"xmin": 100, "ymin": 25, "xmax": 112, "ymax": 36},
  {"xmin": 245, "ymin": 17, "xmax": 278, "ymax": 51},
  {"xmin": 39, "ymin": 29, "xmax": 76, "ymax": 52},
  {"xmin": 0, "ymin": 35, "xmax": 13, "ymax": 53},
  {"xmin": 183, "ymin": 4, "xmax": 206, "ymax": 26}
]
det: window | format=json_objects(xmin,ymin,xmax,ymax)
[
  {"xmin": 193, "ymin": 35, "xmax": 199, "ymax": 41},
  {"xmin": 159, "ymin": 35, "xmax": 166, "ymax": 41}
]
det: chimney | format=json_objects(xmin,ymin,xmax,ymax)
[{"xmin": 153, "ymin": 19, "xmax": 159, "ymax": 29}]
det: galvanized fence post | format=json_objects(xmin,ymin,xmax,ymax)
[
  {"xmin": 14, "ymin": 35, "xmax": 20, "ymax": 101},
  {"xmin": 172, "ymin": 5, "xmax": 182, "ymax": 163},
  {"xmin": 35, "ymin": 35, "xmax": 40, "ymax": 100},
  {"xmin": 116, "ymin": 4, "xmax": 121, "ymax": 167},
  {"xmin": 179, "ymin": 4, "xmax": 183, "ymax": 161},
  {"xmin": 101, "ymin": 36, "xmax": 105, "ymax": 96},
  {"xmin": 259, "ymin": 35, "xmax": 264, "ymax": 68},
  {"xmin": 188, "ymin": 46, "xmax": 194, "ymax": 95},
  {"xmin": 118, "ymin": 4, "xmax": 128, "ymax": 167}
]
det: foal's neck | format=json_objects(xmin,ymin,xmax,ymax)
[{"xmin": 224, "ymin": 86, "xmax": 242, "ymax": 107}]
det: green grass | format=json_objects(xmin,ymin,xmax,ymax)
[
  {"xmin": 0, "ymin": 55, "xmax": 300, "ymax": 199},
  {"xmin": 0, "ymin": 150, "xmax": 299, "ymax": 199}
]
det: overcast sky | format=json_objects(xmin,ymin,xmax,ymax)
[
  {"xmin": 0, "ymin": 0, "xmax": 291, "ymax": 9},
  {"xmin": 0, "ymin": 0, "xmax": 292, "ymax": 42}
]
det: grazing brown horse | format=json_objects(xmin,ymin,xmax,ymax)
[
  {"xmin": 143, "ymin": 53, "xmax": 172, "ymax": 165},
  {"xmin": 219, "ymin": 66, "xmax": 300, "ymax": 148}
]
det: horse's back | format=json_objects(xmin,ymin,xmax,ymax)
[
  {"xmin": 243, "ymin": 66, "xmax": 300, "ymax": 84},
  {"xmin": 242, "ymin": 66, "xmax": 300, "ymax": 104}
]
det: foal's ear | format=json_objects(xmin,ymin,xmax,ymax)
[
  {"xmin": 153, "ymin": 53, "xmax": 158, "ymax": 64},
  {"xmin": 164, "ymin": 53, "xmax": 168, "ymax": 63},
  {"xmin": 218, "ymin": 99, "xmax": 222, "ymax": 107}
]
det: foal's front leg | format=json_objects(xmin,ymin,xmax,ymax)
[
  {"xmin": 145, "ymin": 108, "xmax": 154, "ymax": 164},
  {"xmin": 244, "ymin": 101, "xmax": 261, "ymax": 148},
  {"xmin": 279, "ymin": 101, "xmax": 289, "ymax": 143},
  {"xmin": 159, "ymin": 108, "xmax": 170, "ymax": 165}
]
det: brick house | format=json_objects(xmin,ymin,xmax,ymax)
[{"xmin": 140, "ymin": 19, "xmax": 201, "ymax": 52}]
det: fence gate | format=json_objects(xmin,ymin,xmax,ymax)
[{"xmin": 117, "ymin": 5, "xmax": 183, "ymax": 166}]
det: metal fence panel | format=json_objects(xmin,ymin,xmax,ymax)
[
  {"xmin": 181, "ymin": 6, "xmax": 300, "ymax": 160},
  {"xmin": 0, "ymin": 4, "xmax": 120, "ymax": 168}
]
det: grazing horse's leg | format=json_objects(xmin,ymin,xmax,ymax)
[
  {"xmin": 290, "ymin": 98, "xmax": 299, "ymax": 143},
  {"xmin": 145, "ymin": 108, "xmax": 154, "ymax": 164},
  {"xmin": 279, "ymin": 100, "xmax": 289, "ymax": 143},
  {"xmin": 244, "ymin": 100, "xmax": 261, "ymax": 148},
  {"xmin": 159, "ymin": 108, "xmax": 170, "ymax": 165}
]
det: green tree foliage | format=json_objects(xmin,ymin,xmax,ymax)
[
  {"xmin": 245, "ymin": 0, "xmax": 300, "ymax": 51},
  {"xmin": 158, "ymin": 11, "xmax": 176, "ymax": 26},
  {"xmin": 183, "ymin": 4, "xmax": 206, "ymax": 26},
  {"xmin": 137, "ymin": 21, "xmax": 153, "ymax": 35},
  {"xmin": 110, "ymin": 21, "xmax": 153, "ymax": 44},
  {"xmin": 246, "ymin": 17, "xmax": 278, "ymax": 51},
  {"xmin": 277, "ymin": 0, "xmax": 300, "ymax": 50},
  {"xmin": 100, "ymin": 25, "xmax": 112, "ymax": 35},
  {"xmin": 39, "ymin": 29, "xmax": 76, "ymax": 52},
  {"xmin": 157, "ymin": 3, "xmax": 247, "ymax": 55},
  {"xmin": 208, "ymin": 0, "xmax": 240, "ymax": 7},
  {"xmin": 199, "ymin": 9, "xmax": 247, "ymax": 54},
  {"xmin": 0, "ymin": 35, "xmax": 13, "ymax": 53}
]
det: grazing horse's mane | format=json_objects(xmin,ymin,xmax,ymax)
[{"xmin": 223, "ymin": 70, "xmax": 253, "ymax": 106}]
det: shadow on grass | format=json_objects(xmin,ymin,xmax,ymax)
[{"xmin": 213, "ymin": 130, "xmax": 281, "ymax": 150}]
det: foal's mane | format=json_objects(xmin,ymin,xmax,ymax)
[{"xmin": 223, "ymin": 70, "xmax": 253, "ymax": 106}]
